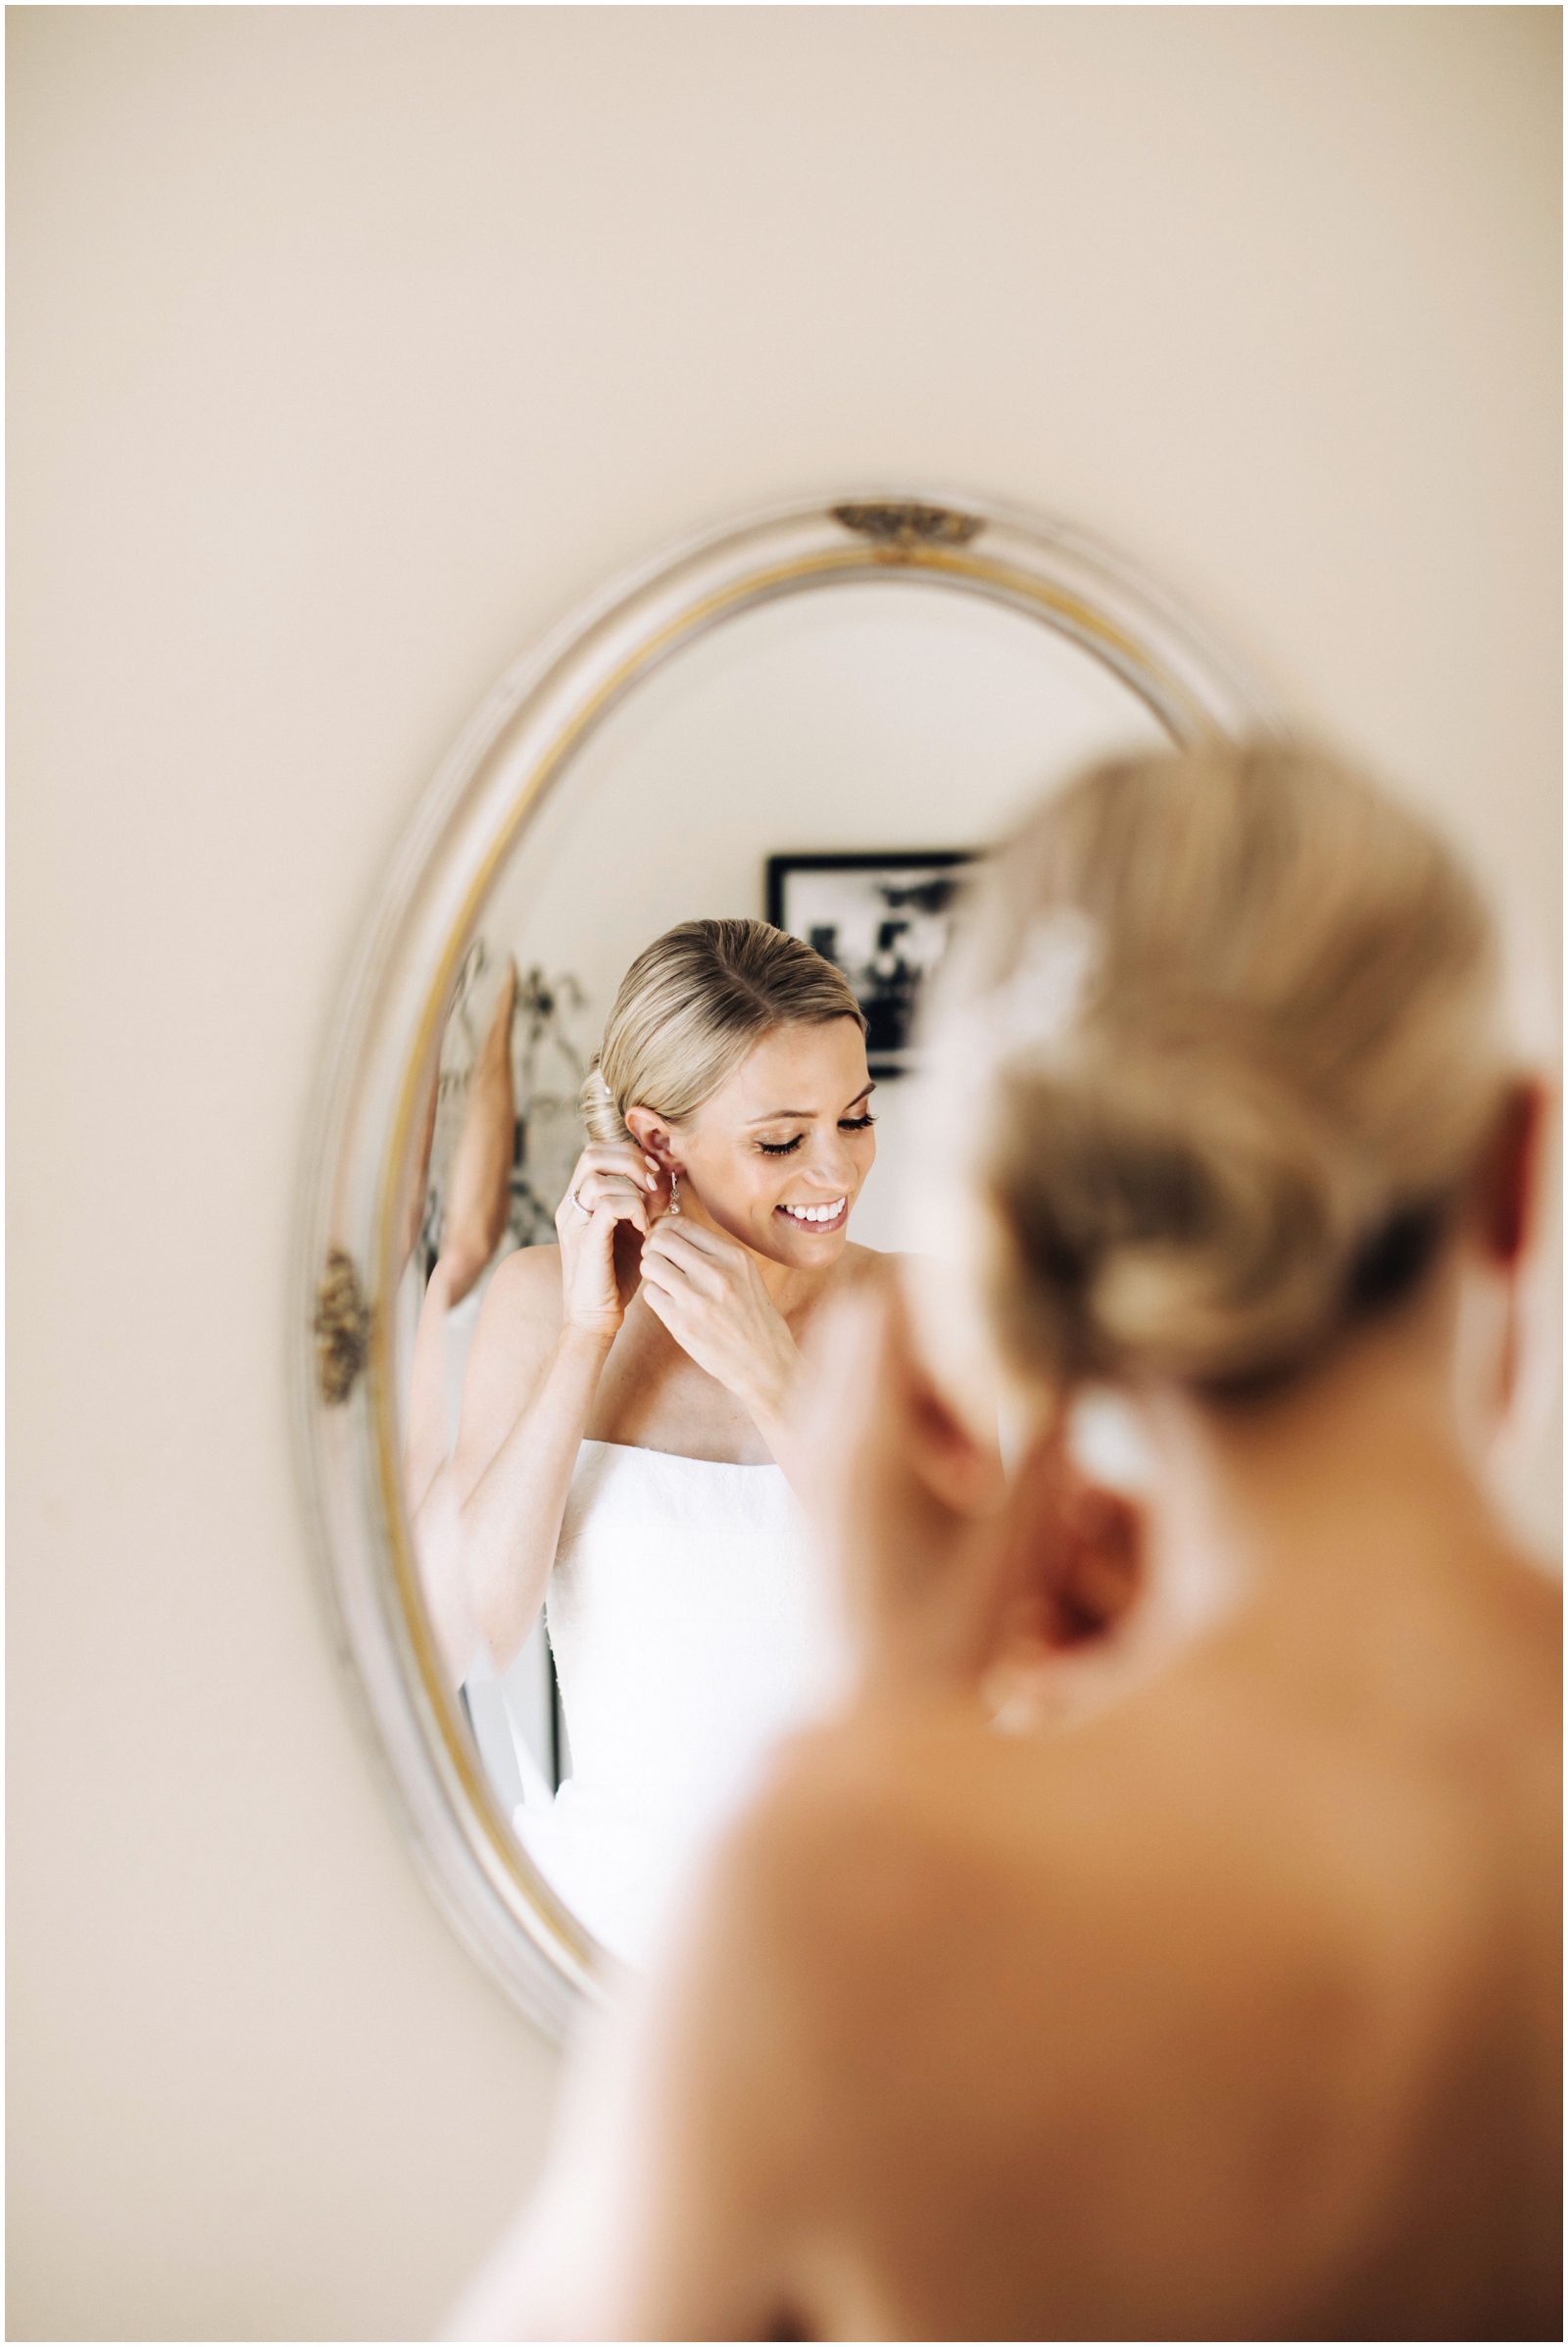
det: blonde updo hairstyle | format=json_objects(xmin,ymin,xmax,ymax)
[
  {"xmin": 942, "ymin": 742, "xmax": 1511, "ymax": 1397},
  {"xmin": 581, "ymin": 918, "xmax": 865, "ymax": 1150}
]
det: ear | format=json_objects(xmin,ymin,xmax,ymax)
[
  {"xmin": 1473, "ymin": 1080, "xmax": 1548, "ymax": 1268},
  {"xmin": 994, "ymin": 1438, "xmax": 1145, "ymax": 1657},
  {"xmin": 624, "ymin": 1104, "xmax": 680, "ymax": 1167}
]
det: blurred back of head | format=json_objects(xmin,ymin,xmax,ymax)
[{"xmin": 933, "ymin": 740, "xmax": 1511, "ymax": 1396}]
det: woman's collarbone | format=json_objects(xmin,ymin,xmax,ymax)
[{"xmin": 590, "ymin": 1318, "xmax": 761, "ymax": 1458}]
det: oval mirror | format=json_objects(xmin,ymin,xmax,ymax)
[{"xmin": 294, "ymin": 492, "xmax": 1279, "ymax": 2033}]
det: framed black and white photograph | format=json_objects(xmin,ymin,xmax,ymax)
[{"xmin": 766, "ymin": 851, "xmax": 977, "ymax": 1075}]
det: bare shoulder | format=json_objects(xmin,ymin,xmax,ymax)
[
  {"xmin": 705, "ymin": 1693, "xmax": 1391, "ymax": 2114},
  {"xmin": 667, "ymin": 1719, "xmax": 959, "ymax": 2030},
  {"xmin": 710, "ymin": 1714, "xmax": 1025, "ymax": 2043},
  {"xmin": 640, "ymin": 1719, "xmax": 981, "ymax": 2200},
  {"xmin": 634, "ymin": 1717, "xmax": 1173, "ymax": 2340}
]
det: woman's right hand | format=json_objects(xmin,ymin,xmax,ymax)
[{"xmin": 554, "ymin": 1142, "xmax": 665, "ymax": 1338}]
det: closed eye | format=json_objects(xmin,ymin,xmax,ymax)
[{"xmin": 760, "ymin": 1114, "xmax": 874, "ymax": 1156}]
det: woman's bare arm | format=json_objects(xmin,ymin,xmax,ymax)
[
  {"xmin": 403, "ymin": 961, "xmax": 519, "ymax": 1558},
  {"xmin": 413, "ymin": 1136, "xmax": 662, "ymax": 1682},
  {"xmin": 405, "ymin": 1256, "xmax": 461, "ymax": 1525},
  {"xmin": 413, "ymin": 1247, "xmax": 611, "ymax": 1677}
]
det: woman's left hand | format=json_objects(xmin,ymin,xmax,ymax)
[{"xmin": 638, "ymin": 1217, "xmax": 801, "ymax": 1427}]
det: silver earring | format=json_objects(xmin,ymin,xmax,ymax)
[{"xmin": 669, "ymin": 1171, "xmax": 680, "ymax": 1212}]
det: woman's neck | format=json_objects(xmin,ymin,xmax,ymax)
[{"xmin": 1140, "ymin": 1270, "xmax": 1515, "ymax": 1652}]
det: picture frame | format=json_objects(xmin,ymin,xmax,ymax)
[{"xmin": 766, "ymin": 850, "xmax": 977, "ymax": 1075}]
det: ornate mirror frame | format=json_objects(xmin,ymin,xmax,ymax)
[{"xmin": 291, "ymin": 490, "xmax": 1282, "ymax": 2036}]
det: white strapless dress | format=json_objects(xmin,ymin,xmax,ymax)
[{"xmin": 513, "ymin": 1439, "xmax": 843, "ymax": 1967}]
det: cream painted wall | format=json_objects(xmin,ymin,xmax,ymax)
[{"xmin": 8, "ymin": 9, "xmax": 1558, "ymax": 2338}]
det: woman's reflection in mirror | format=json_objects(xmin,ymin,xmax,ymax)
[
  {"xmin": 415, "ymin": 920, "xmax": 887, "ymax": 1960},
  {"xmin": 454, "ymin": 742, "xmax": 1560, "ymax": 2342}
]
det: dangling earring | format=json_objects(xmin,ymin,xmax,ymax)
[{"xmin": 669, "ymin": 1170, "xmax": 680, "ymax": 1213}]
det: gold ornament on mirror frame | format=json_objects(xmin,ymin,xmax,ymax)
[
  {"xmin": 315, "ymin": 1247, "xmax": 372, "ymax": 1405},
  {"xmin": 831, "ymin": 501, "xmax": 986, "ymax": 553}
]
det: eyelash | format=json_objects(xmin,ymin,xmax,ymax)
[{"xmin": 759, "ymin": 1113, "xmax": 876, "ymax": 1158}]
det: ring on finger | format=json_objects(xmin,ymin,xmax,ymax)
[{"xmin": 570, "ymin": 1186, "xmax": 591, "ymax": 1216}]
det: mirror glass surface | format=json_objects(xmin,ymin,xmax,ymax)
[{"xmin": 394, "ymin": 577, "xmax": 1172, "ymax": 1970}]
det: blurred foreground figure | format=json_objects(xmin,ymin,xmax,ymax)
[{"xmin": 456, "ymin": 744, "xmax": 1560, "ymax": 2342}]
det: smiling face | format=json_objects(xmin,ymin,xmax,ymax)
[{"xmin": 645, "ymin": 1018, "xmax": 877, "ymax": 1268}]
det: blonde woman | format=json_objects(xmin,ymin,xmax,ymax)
[
  {"xmin": 416, "ymin": 919, "xmax": 881, "ymax": 1961},
  {"xmin": 457, "ymin": 743, "xmax": 1559, "ymax": 2341}
]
